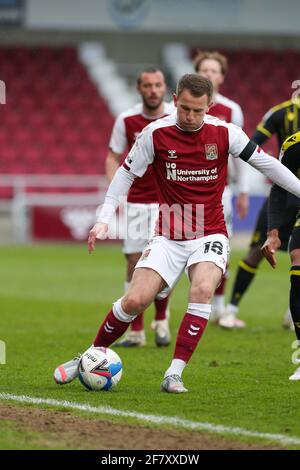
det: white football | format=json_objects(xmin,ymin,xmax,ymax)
[{"xmin": 78, "ymin": 346, "xmax": 122, "ymax": 391}]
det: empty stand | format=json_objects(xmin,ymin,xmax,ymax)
[
  {"xmin": 191, "ymin": 48, "xmax": 300, "ymax": 155},
  {"xmin": 0, "ymin": 46, "xmax": 114, "ymax": 198}
]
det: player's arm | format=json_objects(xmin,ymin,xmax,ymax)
[
  {"xmin": 261, "ymin": 185, "xmax": 286, "ymax": 268},
  {"xmin": 262, "ymin": 133, "xmax": 300, "ymax": 266},
  {"xmin": 88, "ymin": 126, "xmax": 155, "ymax": 252},
  {"xmin": 106, "ymin": 114, "xmax": 127, "ymax": 182},
  {"xmin": 231, "ymin": 157, "xmax": 249, "ymax": 219},
  {"xmin": 106, "ymin": 150, "xmax": 123, "ymax": 182},
  {"xmin": 229, "ymin": 105, "xmax": 249, "ymax": 218},
  {"xmin": 88, "ymin": 166, "xmax": 137, "ymax": 252},
  {"xmin": 252, "ymin": 107, "xmax": 281, "ymax": 145},
  {"xmin": 228, "ymin": 126, "xmax": 300, "ymax": 199}
]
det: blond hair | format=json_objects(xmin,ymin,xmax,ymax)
[{"xmin": 194, "ymin": 51, "xmax": 228, "ymax": 76}]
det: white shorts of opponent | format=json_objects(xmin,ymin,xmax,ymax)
[
  {"xmin": 122, "ymin": 202, "xmax": 159, "ymax": 255},
  {"xmin": 222, "ymin": 185, "xmax": 233, "ymax": 239},
  {"xmin": 136, "ymin": 234, "xmax": 229, "ymax": 298}
]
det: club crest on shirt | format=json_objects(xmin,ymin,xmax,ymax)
[{"xmin": 205, "ymin": 144, "xmax": 218, "ymax": 160}]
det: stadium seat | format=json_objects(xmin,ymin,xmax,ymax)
[{"xmin": 0, "ymin": 46, "xmax": 114, "ymax": 198}]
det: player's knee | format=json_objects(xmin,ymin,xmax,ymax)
[
  {"xmin": 123, "ymin": 292, "xmax": 148, "ymax": 314},
  {"xmin": 190, "ymin": 282, "xmax": 214, "ymax": 303}
]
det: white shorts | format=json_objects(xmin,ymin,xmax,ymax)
[
  {"xmin": 222, "ymin": 185, "xmax": 233, "ymax": 239},
  {"xmin": 135, "ymin": 234, "xmax": 229, "ymax": 289},
  {"xmin": 122, "ymin": 202, "xmax": 159, "ymax": 255}
]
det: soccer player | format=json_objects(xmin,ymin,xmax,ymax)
[
  {"xmin": 106, "ymin": 68, "xmax": 174, "ymax": 348},
  {"xmin": 54, "ymin": 74, "xmax": 300, "ymax": 393},
  {"xmin": 261, "ymin": 130, "xmax": 300, "ymax": 380},
  {"xmin": 194, "ymin": 51, "xmax": 249, "ymax": 324},
  {"xmin": 223, "ymin": 98, "xmax": 300, "ymax": 328}
]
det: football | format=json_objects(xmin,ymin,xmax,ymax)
[{"xmin": 78, "ymin": 346, "xmax": 122, "ymax": 391}]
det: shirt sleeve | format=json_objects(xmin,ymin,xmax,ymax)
[
  {"xmin": 267, "ymin": 185, "xmax": 287, "ymax": 230},
  {"xmin": 230, "ymin": 157, "xmax": 249, "ymax": 193},
  {"xmin": 123, "ymin": 124, "xmax": 155, "ymax": 177},
  {"xmin": 228, "ymin": 124, "xmax": 255, "ymax": 159},
  {"xmin": 96, "ymin": 166, "xmax": 136, "ymax": 224},
  {"xmin": 247, "ymin": 148, "xmax": 300, "ymax": 198},
  {"xmin": 252, "ymin": 107, "xmax": 281, "ymax": 143},
  {"xmin": 109, "ymin": 114, "xmax": 127, "ymax": 154},
  {"xmin": 279, "ymin": 135, "xmax": 300, "ymax": 208}
]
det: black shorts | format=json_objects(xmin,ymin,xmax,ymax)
[
  {"xmin": 249, "ymin": 198, "xmax": 295, "ymax": 252},
  {"xmin": 289, "ymin": 209, "xmax": 300, "ymax": 252}
]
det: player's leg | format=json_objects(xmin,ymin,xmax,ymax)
[
  {"xmin": 288, "ymin": 218, "xmax": 300, "ymax": 381},
  {"xmin": 219, "ymin": 244, "xmax": 263, "ymax": 328},
  {"xmin": 152, "ymin": 293, "xmax": 171, "ymax": 346},
  {"xmin": 161, "ymin": 235, "xmax": 228, "ymax": 393},
  {"xmin": 212, "ymin": 185, "xmax": 232, "ymax": 321},
  {"xmin": 279, "ymin": 217, "xmax": 297, "ymax": 330},
  {"xmin": 148, "ymin": 204, "xmax": 171, "ymax": 346},
  {"xmin": 54, "ymin": 235, "xmax": 183, "ymax": 385},
  {"xmin": 94, "ymin": 237, "xmax": 175, "ymax": 352},
  {"xmin": 119, "ymin": 253, "xmax": 172, "ymax": 348},
  {"xmin": 114, "ymin": 252, "xmax": 146, "ymax": 347},
  {"xmin": 93, "ymin": 267, "xmax": 166, "ymax": 347},
  {"xmin": 54, "ymin": 267, "xmax": 165, "ymax": 384},
  {"xmin": 117, "ymin": 203, "xmax": 171, "ymax": 347},
  {"xmin": 221, "ymin": 199, "xmax": 268, "ymax": 328},
  {"xmin": 116, "ymin": 202, "xmax": 149, "ymax": 347}
]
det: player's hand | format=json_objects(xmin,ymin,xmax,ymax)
[
  {"xmin": 261, "ymin": 230, "xmax": 281, "ymax": 268},
  {"xmin": 236, "ymin": 193, "xmax": 249, "ymax": 219},
  {"xmin": 88, "ymin": 222, "xmax": 108, "ymax": 253}
]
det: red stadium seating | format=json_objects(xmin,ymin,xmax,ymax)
[
  {"xmin": 191, "ymin": 48, "xmax": 300, "ymax": 155},
  {"xmin": 2, "ymin": 46, "xmax": 300, "ymax": 200},
  {"xmin": 0, "ymin": 46, "xmax": 114, "ymax": 198}
]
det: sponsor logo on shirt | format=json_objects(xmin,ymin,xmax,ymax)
[
  {"xmin": 205, "ymin": 144, "xmax": 218, "ymax": 160},
  {"xmin": 165, "ymin": 162, "xmax": 218, "ymax": 182}
]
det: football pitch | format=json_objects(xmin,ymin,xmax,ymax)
[{"xmin": 0, "ymin": 243, "xmax": 299, "ymax": 450}]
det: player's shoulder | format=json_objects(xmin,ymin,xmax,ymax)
[
  {"xmin": 281, "ymin": 131, "xmax": 300, "ymax": 154},
  {"xmin": 163, "ymin": 101, "xmax": 176, "ymax": 114},
  {"xmin": 204, "ymin": 113, "xmax": 236, "ymax": 129},
  {"xmin": 265, "ymin": 99, "xmax": 294, "ymax": 119},
  {"xmin": 118, "ymin": 103, "xmax": 143, "ymax": 120},
  {"xmin": 143, "ymin": 113, "xmax": 177, "ymax": 134},
  {"xmin": 215, "ymin": 93, "xmax": 242, "ymax": 113},
  {"xmin": 204, "ymin": 115, "xmax": 246, "ymax": 145}
]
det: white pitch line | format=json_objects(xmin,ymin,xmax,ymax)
[{"xmin": 0, "ymin": 392, "xmax": 299, "ymax": 447}]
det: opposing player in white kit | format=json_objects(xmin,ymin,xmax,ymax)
[
  {"xmin": 106, "ymin": 68, "xmax": 174, "ymax": 347},
  {"xmin": 54, "ymin": 74, "xmax": 300, "ymax": 393},
  {"xmin": 194, "ymin": 51, "xmax": 249, "ymax": 326}
]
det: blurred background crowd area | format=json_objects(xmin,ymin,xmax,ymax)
[{"xmin": 0, "ymin": 0, "xmax": 300, "ymax": 244}]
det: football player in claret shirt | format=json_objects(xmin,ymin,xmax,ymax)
[
  {"xmin": 261, "ymin": 131, "xmax": 300, "ymax": 380},
  {"xmin": 54, "ymin": 74, "xmax": 300, "ymax": 393},
  {"xmin": 106, "ymin": 68, "xmax": 174, "ymax": 348},
  {"xmin": 225, "ymin": 99, "xmax": 300, "ymax": 329},
  {"xmin": 194, "ymin": 50, "xmax": 249, "ymax": 326}
]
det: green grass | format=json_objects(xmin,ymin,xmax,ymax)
[
  {"xmin": 0, "ymin": 243, "xmax": 299, "ymax": 448},
  {"xmin": 0, "ymin": 420, "xmax": 75, "ymax": 450}
]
